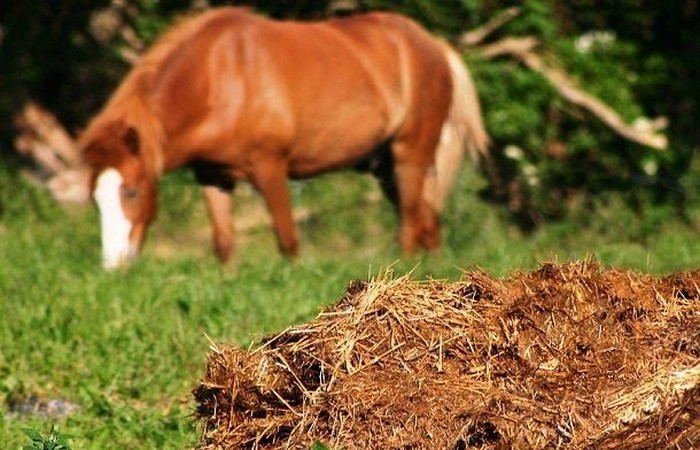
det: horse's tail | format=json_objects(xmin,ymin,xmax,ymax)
[{"xmin": 423, "ymin": 44, "xmax": 490, "ymax": 213}]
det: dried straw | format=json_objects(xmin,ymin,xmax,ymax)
[{"xmin": 194, "ymin": 262, "xmax": 700, "ymax": 449}]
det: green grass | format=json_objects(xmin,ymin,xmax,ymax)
[{"xmin": 1, "ymin": 160, "xmax": 700, "ymax": 449}]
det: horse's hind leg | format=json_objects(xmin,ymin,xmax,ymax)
[
  {"xmin": 418, "ymin": 186, "xmax": 441, "ymax": 250},
  {"xmin": 367, "ymin": 151, "xmax": 441, "ymax": 250},
  {"xmin": 252, "ymin": 159, "xmax": 299, "ymax": 258},
  {"xmin": 203, "ymin": 186, "xmax": 234, "ymax": 262},
  {"xmin": 391, "ymin": 141, "xmax": 441, "ymax": 253}
]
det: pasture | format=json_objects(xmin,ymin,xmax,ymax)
[{"xmin": 2, "ymin": 157, "xmax": 700, "ymax": 449}]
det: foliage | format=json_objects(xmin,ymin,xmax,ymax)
[
  {"xmin": 22, "ymin": 425, "xmax": 73, "ymax": 450},
  {"xmin": 454, "ymin": 1, "xmax": 683, "ymax": 225},
  {"xmin": 0, "ymin": 1, "xmax": 119, "ymax": 140}
]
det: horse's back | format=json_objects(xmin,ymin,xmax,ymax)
[
  {"xmin": 260, "ymin": 12, "xmax": 453, "ymax": 172},
  {"xmin": 145, "ymin": 9, "xmax": 453, "ymax": 176}
]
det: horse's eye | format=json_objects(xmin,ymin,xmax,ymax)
[{"xmin": 122, "ymin": 187, "xmax": 140, "ymax": 200}]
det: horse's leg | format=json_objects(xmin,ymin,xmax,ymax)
[
  {"xmin": 202, "ymin": 186, "xmax": 234, "ymax": 262},
  {"xmin": 391, "ymin": 141, "xmax": 441, "ymax": 253},
  {"xmin": 372, "ymin": 153, "xmax": 442, "ymax": 249},
  {"xmin": 418, "ymin": 188, "xmax": 441, "ymax": 250},
  {"xmin": 192, "ymin": 161, "xmax": 236, "ymax": 263},
  {"xmin": 252, "ymin": 160, "xmax": 299, "ymax": 258}
]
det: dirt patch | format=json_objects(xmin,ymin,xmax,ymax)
[{"xmin": 193, "ymin": 261, "xmax": 700, "ymax": 449}]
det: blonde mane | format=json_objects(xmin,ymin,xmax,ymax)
[{"xmin": 80, "ymin": 8, "xmax": 252, "ymax": 178}]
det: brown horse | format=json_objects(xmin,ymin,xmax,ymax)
[{"xmin": 81, "ymin": 7, "xmax": 488, "ymax": 269}]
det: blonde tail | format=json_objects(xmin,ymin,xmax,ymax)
[{"xmin": 423, "ymin": 44, "xmax": 490, "ymax": 213}]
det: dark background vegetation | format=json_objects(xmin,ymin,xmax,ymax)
[{"xmin": 1, "ymin": 0, "xmax": 699, "ymax": 231}]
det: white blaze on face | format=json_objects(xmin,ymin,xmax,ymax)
[{"xmin": 93, "ymin": 168, "xmax": 133, "ymax": 270}]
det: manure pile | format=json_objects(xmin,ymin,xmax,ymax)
[{"xmin": 194, "ymin": 262, "xmax": 700, "ymax": 449}]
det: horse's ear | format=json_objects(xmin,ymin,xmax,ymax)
[{"xmin": 124, "ymin": 126, "xmax": 140, "ymax": 155}]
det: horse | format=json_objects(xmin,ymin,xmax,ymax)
[{"xmin": 81, "ymin": 7, "xmax": 489, "ymax": 269}]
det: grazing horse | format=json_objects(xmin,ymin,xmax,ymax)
[{"xmin": 81, "ymin": 7, "xmax": 489, "ymax": 269}]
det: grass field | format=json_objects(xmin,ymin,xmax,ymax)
[{"xmin": 2, "ymin": 158, "xmax": 700, "ymax": 449}]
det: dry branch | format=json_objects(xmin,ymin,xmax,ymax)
[
  {"xmin": 89, "ymin": 2, "xmax": 145, "ymax": 65},
  {"xmin": 478, "ymin": 37, "xmax": 668, "ymax": 150},
  {"xmin": 13, "ymin": 102, "xmax": 90, "ymax": 203},
  {"xmin": 14, "ymin": 102, "xmax": 80, "ymax": 167},
  {"xmin": 459, "ymin": 6, "xmax": 520, "ymax": 47},
  {"xmin": 458, "ymin": 8, "xmax": 668, "ymax": 151}
]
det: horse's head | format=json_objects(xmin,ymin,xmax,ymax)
[{"xmin": 83, "ymin": 122, "xmax": 157, "ymax": 270}]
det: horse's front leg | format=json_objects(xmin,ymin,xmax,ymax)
[
  {"xmin": 202, "ymin": 186, "xmax": 234, "ymax": 262},
  {"xmin": 252, "ymin": 160, "xmax": 299, "ymax": 258}
]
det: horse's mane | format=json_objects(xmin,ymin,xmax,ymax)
[{"xmin": 81, "ymin": 7, "xmax": 254, "ymax": 178}]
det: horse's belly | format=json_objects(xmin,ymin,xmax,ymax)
[
  {"xmin": 288, "ymin": 146, "xmax": 372, "ymax": 178},
  {"xmin": 288, "ymin": 116, "xmax": 388, "ymax": 177}
]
